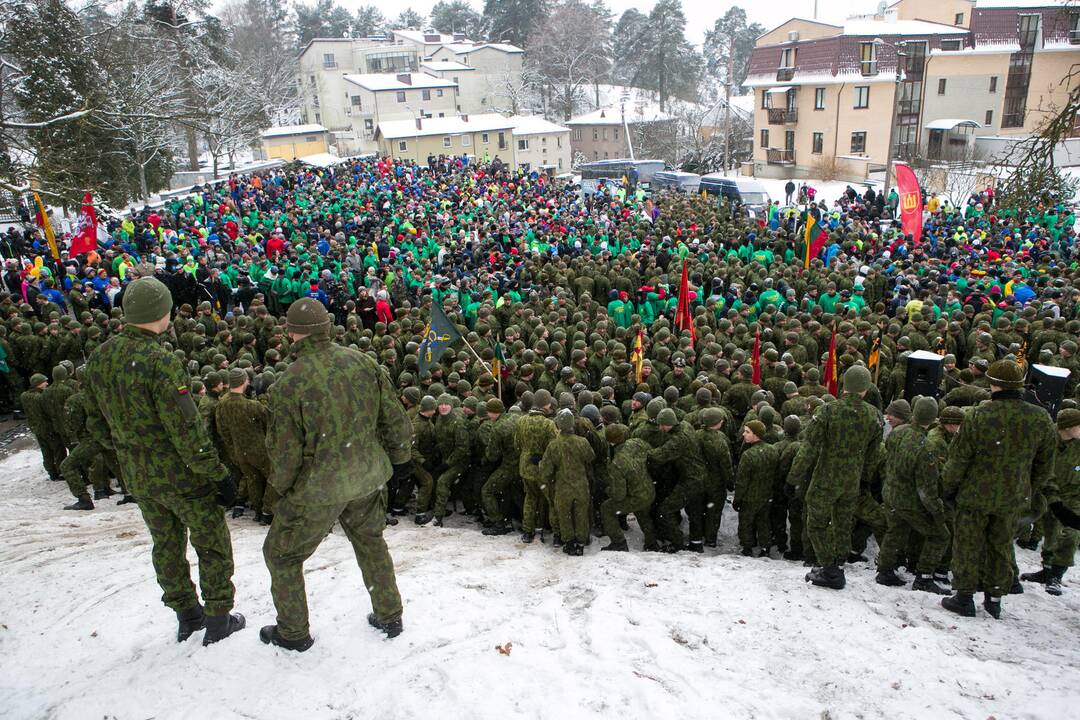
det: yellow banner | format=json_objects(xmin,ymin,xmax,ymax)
[{"xmin": 33, "ymin": 192, "xmax": 60, "ymax": 261}]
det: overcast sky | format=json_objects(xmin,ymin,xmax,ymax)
[{"xmin": 337, "ymin": 0, "xmax": 885, "ymax": 46}]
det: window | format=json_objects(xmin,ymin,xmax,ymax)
[
  {"xmin": 438, "ymin": 112, "xmax": 445, "ymax": 117},
  {"xmin": 989, "ymin": 76, "xmax": 998, "ymax": 93},
  {"xmin": 780, "ymin": 47, "xmax": 796, "ymax": 69},
  {"xmin": 443, "ymin": 136, "xmax": 451, "ymax": 148},
  {"xmin": 593, "ymin": 129, "xmax": 599, "ymax": 141},
  {"xmin": 462, "ymin": 135, "xmax": 471, "ymax": 146},
  {"xmin": 323, "ymin": 53, "xmax": 336, "ymax": 69},
  {"xmin": 452, "ymin": 77, "xmax": 459, "ymax": 85},
  {"xmin": 541, "ymin": 137, "xmax": 547, "ymax": 146},
  {"xmin": 482, "ymin": 133, "xmax": 489, "ymax": 144},
  {"xmin": 602, "ymin": 128, "xmax": 608, "ymax": 140},
  {"xmin": 860, "ymin": 42, "xmax": 877, "ymax": 76},
  {"xmin": 572, "ymin": 128, "xmax": 581, "ymax": 141},
  {"xmin": 518, "ymin": 139, "xmax": 529, "ymax": 151},
  {"xmin": 604, "ymin": 151, "xmax": 609, "ymax": 158},
  {"xmin": 850, "ymin": 131, "xmax": 866, "ymax": 154},
  {"xmin": 364, "ymin": 119, "xmax": 374, "ymax": 130},
  {"xmin": 937, "ymin": 78, "xmax": 947, "ymax": 95},
  {"xmin": 854, "ymin": 86, "xmax": 869, "ymax": 109},
  {"xmin": 940, "ymin": 39, "xmax": 961, "ymax": 51},
  {"xmin": 314, "ymin": 112, "xmax": 321, "ymax": 123},
  {"xmin": 557, "ymin": 136, "xmax": 562, "ymax": 148},
  {"xmin": 396, "ymin": 91, "xmax": 406, "ymax": 103},
  {"xmin": 760, "ymin": 129, "xmax": 769, "ymax": 148},
  {"xmin": 954, "ymin": 12, "xmax": 964, "ymax": 26},
  {"xmin": 422, "ymin": 89, "xmax": 431, "ymax": 101},
  {"xmin": 761, "ymin": 89, "xmax": 770, "ymax": 109},
  {"xmin": 558, "ymin": 158, "xmax": 563, "ymax": 170},
  {"xmin": 614, "ymin": 127, "xmax": 619, "ymax": 141},
  {"xmin": 398, "ymin": 140, "xmax": 408, "ymax": 151},
  {"xmin": 305, "ymin": 136, "xmax": 317, "ymax": 143},
  {"xmin": 812, "ymin": 132, "xmax": 824, "ymax": 154},
  {"xmin": 593, "ymin": 151, "xmax": 598, "ymax": 159},
  {"xmin": 350, "ymin": 95, "xmax": 362, "ymax": 108},
  {"xmin": 437, "ymin": 89, "xmax": 444, "ymax": 97},
  {"xmin": 985, "ymin": 110, "xmax": 993, "ymax": 125},
  {"xmin": 814, "ymin": 88, "xmax": 825, "ymax": 110}
]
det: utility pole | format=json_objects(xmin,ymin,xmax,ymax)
[
  {"xmin": 723, "ymin": 35, "xmax": 734, "ymax": 171},
  {"xmin": 882, "ymin": 41, "xmax": 907, "ymax": 199},
  {"xmin": 621, "ymin": 91, "xmax": 635, "ymax": 160}
]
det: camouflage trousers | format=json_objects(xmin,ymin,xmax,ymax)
[
  {"xmin": 702, "ymin": 475, "xmax": 726, "ymax": 545},
  {"xmin": 738, "ymin": 501, "xmax": 771, "ymax": 550},
  {"xmin": 34, "ymin": 431, "xmax": 67, "ymax": 480},
  {"xmin": 555, "ymin": 476, "xmax": 590, "ymax": 545},
  {"xmin": 656, "ymin": 478, "xmax": 704, "ymax": 548},
  {"xmin": 878, "ymin": 506, "xmax": 950, "ymax": 575},
  {"xmin": 1041, "ymin": 514, "xmax": 1079, "ymax": 568},
  {"xmin": 521, "ymin": 474, "xmax": 549, "ymax": 535},
  {"xmin": 600, "ymin": 491, "xmax": 655, "ymax": 546},
  {"xmin": 851, "ymin": 491, "xmax": 888, "ymax": 556},
  {"xmin": 60, "ymin": 441, "xmax": 109, "ymax": 500},
  {"xmin": 432, "ymin": 463, "xmax": 467, "ymax": 519},
  {"xmin": 407, "ymin": 463, "xmax": 434, "ymax": 513},
  {"xmin": 137, "ymin": 493, "xmax": 235, "ymax": 615},
  {"xmin": 788, "ymin": 496, "xmax": 808, "ymax": 559},
  {"xmin": 951, "ymin": 509, "xmax": 1017, "ymax": 596},
  {"xmin": 481, "ymin": 463, "xmax": 519, "ymax": 522},
  {"xmin": 236, "ymin": 456, "xmax": 276, "ymax": 516},
  {"xmin": 263, "ymin": 487, "xmax": 401, "ymax": 642},
  {"xmin": 805, "ymin": 481, "xmax": 858, "ymax": 567}
]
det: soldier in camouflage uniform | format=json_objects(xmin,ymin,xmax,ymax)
[
  {"xmin": 777, "ymin": 416, "xmax": 805, "ymax": 561},
  {"xmin": 416, "ymin": 393, "xmax": 470, "ymax": 526},
  {"xmin": 791, "ymin": 366, "xmax": 882, "ymax": 590},
  {"xmin": 83, "ymin": 278, "xmax": 245, "ymax": 646},
  {"xmin": 1021, "ymin": 409, "xmax": 1080, "ymax": 596},
  {"xmin": 42, "ymin": 364, "xmax": 78, "ymax": 452},
  {"xmin": 21, "ymin": 373, "xmax": 66, "ymax": 482},
  {"xmin": 942, "ymin": 360, "xmax": 1058, "ymax": 619},
  {"xmin": 409, "ymin": 396, "xmax": 438, "ymax": 516},
  {"xmin": 514, "ymin": 389, "xmax": 558, "ymax": 543},
  {"xmin": 59, "ymin": 382, "xmax": 114, "ymax": 510},
  {"xmin": 698, "ymin": 407, "xmax": 734, "ymax": 548},
  {"xmin": 599, "ymin": 423, "xmax": 657, "ymax": 551},
  {"xmin": 540, "ymin": 409, "xmax": 595, "ymax": 556},
  {"xmin": 214, "ymin": 368, "xmax": 275, "ymax": 524},
  {"xmin": 481, "ymin": 398, "xmax": 522, "ymax": 536},
  {"xmin": 262, "ymin": 299, "xmax": 412, "ymax": 651},
  {"xmin": 876, "ymin": 397, "xmax": 951, "ymax": 594},
  {"xmin": 649, "ymin": 408, "xmax": 707, "ymax": 552},
  {"xmin": 734, "ymin": 420, "xmax": 778, "ymax": 556}
]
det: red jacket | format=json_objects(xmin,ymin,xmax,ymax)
[
  {"xmin": 375, "ymin": 299, "xmax": 393, "ymax": 324},
  {"xmin": 266, "ymin": 235, "xmax": 285, "ymax": 259}
]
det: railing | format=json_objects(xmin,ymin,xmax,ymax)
[
  {"xmin": 767, "ymin": 108, "xmax": 798, "ymax": 124},
  {"xmin": 766, "ymin": 148, "xmax": 795, "ymax": 164},
  {"xmin": 1070, "ymin": 29, "xmax": 1080, "ymax": 44},
  {"xmin": 776, "ymin": 67, "xmax": 795, "ymax": 81}
]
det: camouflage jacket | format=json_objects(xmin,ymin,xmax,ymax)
[
  {"xmin": 882, "ymin": 424, "xmax": 943, "ymax": 516},
  {"xmin": 483, "ymin": 413, "xmax": 520, "ymax": 467},
  {"xmin": 514, "ymin": 411, "xmax": 557, "ymax": 481},
  {"xmin": 20, "ymin": 388, "xmax": 53, "ymax": 438},
  {"xmin": 539, "ymin": 432, "xmax": 595, "ymax": 490},
  {"xmin": 42, "ymin": 380, "xmax": 77, "ymax": 445},
  {"xmin": 790, "ymin": 393, "xmax": 882, "ymax": 495},
  {"xmin": 648, "ymin": 421, "xmax": 706, "ymax": 486},
  {"xmin": 735, "ymin": 441, "xmax": 778, "ymax": 505},
  {"xmin": 608, "ymin": 435, "xmax": 655, "ymax": 505},
  {"xmin": 1047, "ymin": 437, "xmax": 1080, "ymax": 512},
  {"xmin": 214, "ymin": 391, "xmax": 270, "ymax": 465},
  {"xmin": 266, "ymin": 334, "xmax": 410, "ymax": 505},
  {"xmin": 697, "ymin": 427, "xmax": 734, "ymax": 492},
  {"xmin": 435, "ymin": 410, "xmax": 471, "ymax": 469}
]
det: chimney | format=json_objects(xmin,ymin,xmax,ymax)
[
  {"xmin": 461, "ymin": 114, "xmax": 469, "ymax": 122},
  {"xmin": 396, "ymin": 73, "xmax": 412, "ymax": 85},
  {"xmin": 424, "ymin": 33, "xmax": 440, "ymax": 43},
  {"xmin": 415, "ymin": 117, "xmax": 422, "ymax": 130},
  {"xmin": 453, "ymin": 33, "xmax": 465, "ymax": 42}
]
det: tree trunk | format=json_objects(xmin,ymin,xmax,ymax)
[
  {"xmin": 724, "ymin": 38, "xmax": 734, "ymax": 171},
  {"xmin": 137, "ymin": 157, "xmax": 148, "ymax": 200}
]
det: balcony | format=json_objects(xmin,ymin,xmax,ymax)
[
  {"xmin": 766, "ymin": 148, "xmax": 795, "ymax": 165},
  {"xmin": 767, "ymin": 108, "xmax": 798, "ymax": 125},
  {"xmin": 776, "ymin": 66, "xmax": 795, "ymax": 82}
]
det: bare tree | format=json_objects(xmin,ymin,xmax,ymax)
[
  {"xmin": 485, "ymin": 64, "xmax": 542, "ymax": 116},
  {"xmin": 527, "ymin": 0, "xmax": 611, "ymax": 121}
]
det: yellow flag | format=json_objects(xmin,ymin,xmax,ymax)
[{"xmin": 33, "ymin": 192, "xmax": 60, "ymax": 261}]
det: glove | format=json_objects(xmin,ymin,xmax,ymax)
[
  {"xmin": 215, "ymin": 473, "xmax": 238, "ymax": 508},
  {"xmin": 391, "ymin": 461, "xmax": 413, "ymax": 483},
  {"xmin": 784, "ymin": 483, "xmax": 797, "ymax": 499},
  {"xmin": 1051, "ymin": 501, "xmax": 1080, "ymax": 531}
]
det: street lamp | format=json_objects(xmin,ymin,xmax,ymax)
[
  {"xmin": 620, "ymin": 90, "xmax": 635, "ymax": 161},
  {"xmin": 874, "ymin": 37, "xmax": 907, "ymax": 200}
]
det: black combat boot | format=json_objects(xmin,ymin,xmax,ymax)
[
  {"xmin": 64, "ymin": 496, "xmax": 94, "ymax": 511},
  {"xmin": 367, "ymin": 612, "xmax": 403, "ymax": 638},
  {"xmin": 601, "ymin": 540, "xmax": 628, "ymax": 551},
  {"xmin": 686, "ymin": 540, "xmax": 705, "ymax": 553},
  {"xmin": 93, "ymin": 488, "xmax": 113, "ymax": 500},
  {"xmin": 433, "ymin": 516, "xmax": 444, "ymax": 527},
  {"xmin": 482, "ymin": 520, "xmax": 513, "ymax": 536},
  {"xmin": 704, "ymin": 539, "xmax": 717, "ymax": 548},
  {"xmin": 875, "ymin": 568, "xmax": 906, "ymax": 587},
  {"xmin": 572, "ymin": 543, "xmax": 584, "ymax": 557},
  {"xmin": 414, "ymin": 511, "xmax": 434, "ymax": 526},
  {"xmin": 983, "ymin": 594, "xmax": 1002, "ymax": 620},
  {"xmin": 231, "ymin": 505, "xmax": 245, "ymax": 519},
  {"xmin": 385, "ymin": 514, "xmax": 398, "ymax": 527},
  {"xmin": 202, "ymin": 612, "xmax": 246, "ymax": 645},
  {"xmin": 260, "ymin": 624, "xmax": 314, "ymax": 652},
  {"xmin": 520, "ymin": 530, "xmax": 535, "ymax": 544},
  {"xmin": 617, "ymin": 515, "xmax": 630, "ymax": 531},
  {"xmin": 933, "ymin": 571, "xmax": 950, "ymax": 586},
  {"xmin": 176, "ymin": 604, "xmax": 205, "ymax": 642},
  {"xmin": 1046, "ymin": 566, "xmax": 1067, "ymax": 596},
  {"xmin": 1016, "ymin": 537, "xmax": 1039, "ymax": 552},
  {"xmin": 642, "ymin": 541, "xmax": 661, "ymax": 552},
  {"xmin": 783, "ymin": 550, "xmax": 804, "ymax": 562},
  {"xmin": 1020, "ymin": 566, "xmax": 1053, "ymax": 584},
  {"xmin": 562, "ymin": 541, "xmax": 577, "ymax": 556},
  {"xmin": 1008, "ymin": 579, "xmax": 1024, "ymax": 595},
  {"xmin": 552, "ymin": 533, "xmax": 563, "ymax": 548},
  {"xmin": 941, "ymin": 592, "xmax": 976, "ymax": 617},
  {"xmin": 805, "ymin": 565, "xmax": 846, "ymax": 590},
  {"xmin": 912, "ymin": 574, "xmax": 950, "ymax": 595},
  {"xmin": 116, "ymin": 494, "xmax": 137, "ymax": 505},
  {"xmin": 389, "ymin": 506, "xmax": 409, "ymax": 517},
  {"xmin": 847, "ymin": 552, "xmax": 868, "ymax": 563},
  {"xmin": 260, "ymin": 513, "xmax": 273, "ymax": 526},
  {"xmin": 741, "ymin": 546, "xmax": 754, "ymax": 557}
]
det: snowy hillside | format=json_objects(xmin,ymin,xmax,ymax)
[{"xmin": 0, "ymin": 447, "xmax": 1076, "ymax": 720}]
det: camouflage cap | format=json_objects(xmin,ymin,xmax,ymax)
[
  {"xmin": 29, "ymin": 373, "xmax": 47, "ymax": 387},
  {"xmin": 646, "ymin": 397, "xmax": 666, "ymax": 420},
  {"xmin": 744, "ymin": 420, "xmax": 766, "ymax": 439},
  {"xmin": 555, "ymin": 408, "xmax": 576, "ymax": 433},
  {"xmin": 783, "ymin": 415, "xmax": 801, "ymax": 436},
  {"xmin": 657, "ymin": 408, "xmax": 677, "ymax": 426},
  {"xmin": 403, "ymin": 387, "xmax": 422, "ymax": 405},
  {"xmin": 122, "ymin": 277, "xmax": 172, "ymax": 324},
  {"xmin": 228, "ymin": 368, "xmax": 248, "ymax": 388},
  {"xmin": 604, "ymin": 423, "xmax": 629, "ymax": 445},
  {"xmin": 420, "ymin": 395, "xmax": 437, "ymax": 412},
  {"xmin": 486, "ymin": 398, "xmax": 505, "ymax": 414},
  {"xmin": 1057, "ymin": 408, "xmax": 1080, "ymax": 430},
  {"xmin": 843, "ymin": 366, "xmax": 872, "ymax": 394},
  {"xmin": 912, "ymin": 396, "xmax": 938, "ymax": 427},
  {"xmin": 986, "ymin": 360, "xmax": 1024, "ymax": 389},
  {"xmin": 599, "ymin": 405, "xmax": 622, "ymax": 425},
  {"xmin": 436, "ymin": 393, "xmax": 455, "ymax": 406},
  {"xmin": 286, "ymin": 298, "xmax": 331, "ymax": 336},
  {"xmin": 700, "ymin": 407, "xmax": 724, "ymax": 428},
  {"xmin": 885, "ymin": 399, "xmax": 911, "ymax": 421}
]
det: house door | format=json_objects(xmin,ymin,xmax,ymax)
[{"xmin": 928, "ymin": 129, "xmax": 943, "ymax": 160}]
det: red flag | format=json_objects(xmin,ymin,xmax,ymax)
[
  {"xmin": 894, "ymin": 162, "xmax": 922, "ymax": 242},
  {"xmin": 751, "ymin": 330, "xmax": 761, "ymax": 385},
  {"xmin": 824, "ymin": 326, "xmax": 839, "ymax": 396},
  {"xmin": 674, "ymin": 260, "xmax": 695, "ymax": 347},
  {"xmin": 69, "ymin": 192, "xmax": 98, "ymax": 256}
]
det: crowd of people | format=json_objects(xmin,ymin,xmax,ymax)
[{"xmin": 4, "ymin": 153, "xmax": 1080, "ymax": 643}]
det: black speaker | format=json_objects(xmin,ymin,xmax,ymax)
[
  {"xmin": 1025, "ymin": 363, "xmax": 1070, "ymax": 419},
  {"xmin": 904, "ymin": 350, "xmax": 944, "ymax": 401}
]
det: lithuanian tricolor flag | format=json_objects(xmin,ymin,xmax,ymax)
[{"xmin": 803, "ymin": 212, "xmax": 829, "ymax": 269}]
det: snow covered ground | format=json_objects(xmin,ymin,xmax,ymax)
[{"xmin": 1, "ymin": 446, "xmax": 1078, "ymax": 720}]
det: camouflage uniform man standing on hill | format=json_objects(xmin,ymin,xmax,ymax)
[
  {"xmin": 791, "ymin": 366, "xmax": 882, "ymax": 590},
  {"xmin": 262, "ymin": 298, "xmax": 412, "ymax": 651},
  {"xmin": 599, "ymin": 423, "xmax": 657, "ymax": 552},
  {"xmin": 514, "ymin": 389, "xmax": 558, "ymax": 544},
  {"xmin": 21, "ymin": 373, "xmax": 65, "ymax": 482},
  {"xmin": 84, "ymin": 277, "xmax": 245, "ymax": 646},
  {"xmin": 481, "ymin": 398, "xmax": 521, "ymax": 536},
  {"xmin": 214, "ymin": 368, "xmax": 275, "ymax": 524},
  {"xmin": 941, "ymin": 360, "xmax": 1062, "ymax": 619},
  {"xmin": 415, "ymin": 393, "xmax": 470, "ymax": 527},
  {"xmin": 540, "ymin": 409, "xmax": 595, "ymax": 556}
]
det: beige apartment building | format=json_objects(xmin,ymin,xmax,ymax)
[
  {"xmin": 744, "ymin": 0, "xmax": 1080, "ymax": 181},
  {"xmin": 374, "ymin": 114, "xmax": 571, "ymax": 171},
  {"xmin": 565, "ymin": 104, "xmax": 676, "ymax": 164}
]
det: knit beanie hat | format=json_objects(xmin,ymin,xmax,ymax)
[
  {"xmin": 123, "ymin": 277, "xmax": 173, "ymax": 324},
  {"xmin": 286, "ymin": 298, "xmax": 331, "ymax": 337}
]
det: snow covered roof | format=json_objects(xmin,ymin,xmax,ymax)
[
  {"xmin": 420, "ymin": 61, "xmax": 475, "ymax": 73},
  {"xmin": 260, "ymin": 124, "xmax": 327, "ymax": 139},
  {"xmin": 438, "ymin": 42, "xmax": 524, "ymax": 55},
  {"xmin": 841, "ymin": 19, "xmax": 970, "ymax": 36},
  {"xmin": 298, "ymin": 153, "xmax": 348, "ymax": 168},
  {"xmin": 509, "ymin": 116, "xmax": 570, "ymax": 136},
  {"xmin": 344, "ymin": 73, "xmax": 458, "ymax": 91},
  {"xmin": 566, "ymin": 105, "xmax": 675, "ymax": 126},
  {"xmin": 925, "ymin": 118, "xmax": 982, "ymax": 130},
  {"xmin": 393, "ymin": 29, "xmax": 468, "ymax": 45},
  {"xmin": 975, "ymin": 0, "xmax": 1068, "ymax": 7},
  {"xmin": 376, "ymin": 113, "xmax": 515, "ymax": 140}
]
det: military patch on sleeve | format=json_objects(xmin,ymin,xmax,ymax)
[{"xmin": 177, "ymin": 385, "xmax": 197, "ymax": 422}]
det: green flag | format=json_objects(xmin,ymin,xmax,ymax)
[{"xmin": 418, "ymin": 303, "xmax": 463, "ymax": 377}]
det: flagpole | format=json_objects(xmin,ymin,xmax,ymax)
[{"xmin": 461, "ymin": 336, "xmax": 494, "ymax": 377}]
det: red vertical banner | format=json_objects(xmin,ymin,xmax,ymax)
[
  {"xmin": 894, "ymin": 162, "xmax": 922, "ymax": 242},
  {"xmin": 751, "ymin": 331, "xmax": 761, "ymax": 385}
]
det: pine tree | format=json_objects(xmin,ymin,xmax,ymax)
[{"xmin": 481, "ymin": 0, "xmax": 547, "ymax": 46}]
